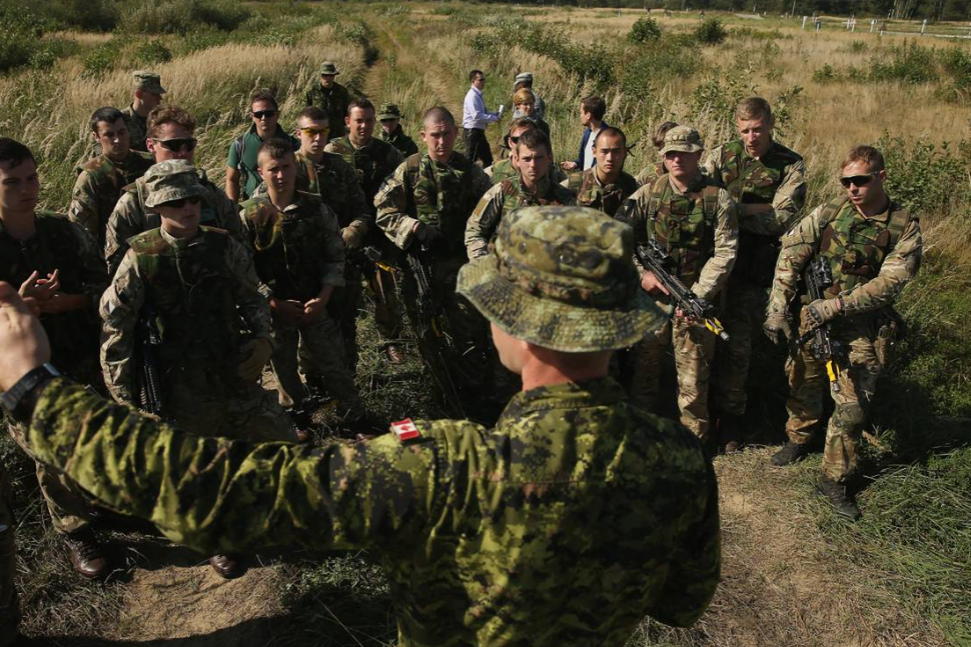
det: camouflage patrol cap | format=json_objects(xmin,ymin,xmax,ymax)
[
  {"xmin": 318, "ymin": 61, "xmax": 340, "ymax": 75},
  {"xmin": 514, "ymin": 72, "xmax": 533, "ymax": 86},
  {"xmin": 133, "ymin": 71, "xmax": 166, "ymax": 95},
  {"xmin": 378, "ymin": 103, "xmax": 403, "ymax": 121},
  {"xmin": 660, "ymin": 126, "xmax": 704, "ymax": 155},
  {"xmin": 143, "ymin": 160, "xmax": 205, "ymax": 208},
  {"xmin": 457, "ymin": 206, "xmax": 666, "ymax": 352}
]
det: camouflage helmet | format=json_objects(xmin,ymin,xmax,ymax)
[
  {"xmin": 659, "ymin": 126, "xmax": 704, "ymax": 155},
  {"xmin": 143, "ymin": 160, "xmax": 205, "ymax": 208},
  {"xmin": 133, "ymin": 71, "xmax": 166, "ymax": 95},
  {"xmin": 318, "ymin": 61, "xmax": 340, "ymax": 75},
  {"xmin": 378, "ymin": 103, "xmax": 403, "ymax": 121},
  {"xmin": 457, "ymin": 206, "xmax": 666, "ymax": 352}
]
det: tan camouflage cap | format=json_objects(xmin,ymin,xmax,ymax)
[
  {"xmin": 660, "ymin": 126, "xmax": 704, "ymax": 155},
  {"xmin": 457, "ymin": 206, "xmax": 666, "ymax": 352},
  {"xmin": 318, "ymin": 61, "xmax": 340, "ymax": 75},
  {"xmin": 133, "ymin": 71, "xmax": 166, "ymax": 94},
  {"xmin": 378, "ymin": 103, "xmax": 402, "ymax": 121},
  {"xmin": 514, "ymin": 72, "xmax": 533, "ymax": 86},
  {"xmin": 143, "ymin": 160, "xmax": 205, "ymax": 208}
]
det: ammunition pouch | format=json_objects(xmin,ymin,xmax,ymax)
[{"xmin": 873, "ymin": 309, "xmax": 905, "ymax": 368}]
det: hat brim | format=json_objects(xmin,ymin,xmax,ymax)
[
  {"xmin": 457, "ymin": 255, "xmax": 667, "ymax": 353},
  {"xmin": 144, "ymin": 183, "xmax": 207, "ymax": 209},
  {"xmin": 320, "ymin": 70, "xmax": 340, "ymax": 76},
  {"xmin": 660, "ymin": 143, "xmax": 704, "ymax": 155},
  {"xmin": 378, "ymin": 114, "xmax": 399, "ymax": 121}
]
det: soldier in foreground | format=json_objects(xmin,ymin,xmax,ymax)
[
  {"xmin": 764, "ymin": 145, "xmax": 921, "ymax": 519},
  {"xmin": 375, "ymin": 106, "xmax": 493, "ymax": 417},
  {"xmin": 569, "ymin": 126, "xmax": 640, "ymax": 218},
  {"xmin": 706, "ymin": 98, "xmax": 806, "ymax": 451},
  {"xmin": 377, "ymin": 103, "xmax": 419, "ymax": 158},
  {"xmin": 0, "ymin": 138, "xmax": 111, "ymax": 579},
  {"xmin": 121, "ymin": 71, "xmax": 165, "ymax": 153},
  {"xmin": 619, "ymin": 126, "xmax": 738, "ymax": 445},
  {"xmin": 306, "ymin": 61, "xmax": 353, "ymax": 142},
  {"xmin": 466, "ymin": 129, "xmax": 576, "ymax": 260},
  {"xmin": 69, "ymin": 107, "xmax": 153, "ymax": 250},
  {"xmin": 0, "ymin": 205, "xmax": 721, "ymax": 646},
  {"xmin": 326, "ymin": 99, "xmax": 407, "ymax": 363},
  {"xmin": 105, "ymin": 105, "xmax": 242, "ymax": 276}
]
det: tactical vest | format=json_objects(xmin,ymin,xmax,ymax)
[
  {"xmin": 128, "ymin": 227, "xmax": 239, "ymax": 374},
  {"xmin": 576, "ymin": 169, "xmax": 639, "ymax": 218},
  {"xmin": 645, "ymin": 174, "xmax": 721, "ymax": 286},
  {"xmin": 298, "ymin": 153, "xmax": 355, "ymax": 227},
  {"xmin": 816, "ymin": 198, "xmax": 911, "ymax": 298},
  {"xmin": 329, "ymin": 137, "xmax": 395, "ymax": 203},
  {"xmin": 405, "ymin": 152, "xmax": 477, "ymax": 253},
  {"xmin": 499, "ymin": 176, "xmax": 574, "ymax": 210}
]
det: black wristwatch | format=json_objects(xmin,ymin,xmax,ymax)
[{"xmin": 1, "ymin": 363, "xmax": 60, "ymax": 423}]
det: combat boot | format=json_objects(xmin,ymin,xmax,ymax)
[
  {"xmin": 817, "ymin": 474, "xmax": 861, "ymax": 521},
  {"xmin": 718, "ymin": 412, "xmax": 744, "ymax": 454},
  {"xmin": 209, "ymin": 554, "xmax": 245, "ymax": 579},
  {"xmin": 770, "ymin": 441, "xmax": 811, "ymax": 467},
  {"xmin": 64, "ymin": 528, "xmax": 109, "ymax": 579}
]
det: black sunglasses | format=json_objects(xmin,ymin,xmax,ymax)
[
  {"xmin": 508, "ymin": 135, "xmax": 521, "ymax": 144},
  {"xmin": 162, "ymin": 196, "xmax": 202, "ymax": 208},
  {"xmin": 155, "ymin": 138, "xmax": 197, "ymax": 153},
  {"xmin": 253, "ymin": 110, "xmax": 278, "ymax": 119},
  {"xmin": 839, "ymin": 173, "xmax": 876, "ymax": 188}
]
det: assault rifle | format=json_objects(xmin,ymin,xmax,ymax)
[
  {"xmin": 405, "ymin": 252, "xmax": 466, "ymax": 419},
  {"xmin": 136, "ymin": 305, "xmax": 164, "ymax": 416},
  {"xmin": 796, "ymin": 257, "xmax": 843, "ymax": 393},
  {"xmin": 634, "ymin": 239, "xmax": 729, "ymax": 342},
  {"xmin": 348, "ymin": 245, "xmax": 396, "ymax": 275}
]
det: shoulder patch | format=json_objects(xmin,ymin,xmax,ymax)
[{"xmin": 391, "ymin": 418, "xmax": 422, "ymax": 442}]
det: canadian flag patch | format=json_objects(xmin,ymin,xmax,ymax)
[{"xmin": 391, "ymin": 418, "xmax": 421, "ymax": 442}]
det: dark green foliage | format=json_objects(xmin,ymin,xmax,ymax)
[
  {"xmin": 628, "ymin": 16, "xmax": 661, "ymax": 43},
  {"xmin": 121, "ymin": 0, "xmax": 251, "ymax": 35},
  {"xmin": 694, "ymin": 17, "xmax": 727, "ymax": 45},
  {"xmin": 81, "ymin": 39, "xmax": 125, "ymax": 78},
  {"xmin": 869, "ymin": 40, "xmax": 939, "ymax": 84},
  {"xmin": 134, "ymin": 39, "xmax": 172, "ymax": 65},
  {"xmin": 879, "ymin": 134, "xmax": 971, "ymax": 216},
  {"xmin": 812, "ymin": 63, "xmax": 840, "ymax": 83}
]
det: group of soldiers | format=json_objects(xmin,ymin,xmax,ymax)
[{"xmin": 0, "ymin": 60, "xmax": 920, "ymax": 646}]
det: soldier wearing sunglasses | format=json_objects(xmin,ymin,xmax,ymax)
[
  {"xmin": 105, "ymin": 106, "xmax": 243, "ymax": 277},
  {"xmin": 226, "ymin": 89, "xmax": 299, "ymax": 203},
  {"xmin": 764, "ymin": 145, "xmax": 922, "ymax": 520}
]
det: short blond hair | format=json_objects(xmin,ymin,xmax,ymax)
[
  {"xmin": 735, "ymin": 97, "xmax": 773, "ymax": 123},
  {"xmin": 513, "ymin": 88, "xmax": 536, "ymax": 107},
  {"xmin": 841, "ymin": 145, "xmax": 885, "ymax": 172}
]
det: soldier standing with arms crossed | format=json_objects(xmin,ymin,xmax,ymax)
[{"xmin": 764, "ymin": 145, "xmax": 921, "ymax": 519}]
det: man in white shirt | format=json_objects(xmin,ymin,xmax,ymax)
[
  {"xmin": 462, "ymin": 69, "xmax": 503, "ymax": 167},
  {"xmin": 560, "ymin": 96, "xmax": 608, "ymax": 172}
]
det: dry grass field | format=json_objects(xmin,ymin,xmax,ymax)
[{"xmin": 0, "ymin": 1, "xmax": 969, "ymax": 645}]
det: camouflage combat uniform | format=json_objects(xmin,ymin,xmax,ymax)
[
  {"xmin": 375, "ymin": 152, "xmax": 493, "ymax": 414},
  {"xmin": 634, "ymin": 160, "xmax": 666, "ymax": 186},
  {"xmin": 326, "ymin": 136, "xmax": 406, "ymax": 344},
  {"xmin": 768, "ymin": 197, "xmax": 921, "ymax": 482},
  {"xmin": 565, "ymin": 166, "xmax": 641, "ymax": 218},
  {"xmin": 0, "ymin": 463, "xmax": 18, "ymax": 647},
  {"xmin": 619, "ymin": 172, "xmax": 738, "ymax": 440},
  {"xmin": 704, "ymin": 139, "xmax": 807, "ymax": 418},
  {"xmin": 1, "ymin": 211, "xmax": 106, "ymax": 535},
  {"xmin": 69, "ymin": 150, "xmax": 154, "ymax": 251},
  {"xmin": 378, "ymin": 124, "xmax": 419, "ymax": 158},
  {"xmin": 121, "ymin": 104, "xmax": 149, "ymax": 153},
  {"xmin": 487, "ymin": 158, "xmax": 567, "ymax": 185},
  {"xmin": 105, "ymin": 167, "xmax": 242, "ymax": 277},
  {"xmin": 101, "ymin": 224, "xmax": 293, "ymax": 441},
  {"xmin": 22, "ymin": 205, "xmax": 720, "ymax": 647},
  {"xmin": 306, "ymin": 82, "xmax": 353, "ymax": 141},
  {"xmin": 466, "ymin": 175, "xmax": 576, "ymax": 259},
  {"xmin": 239, "ymin": 192, "xmax": 363, "ymax": 414}
]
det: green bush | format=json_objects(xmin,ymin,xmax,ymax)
[
  {"xmin": 628, "ymin": 17, "xmax": 661, "ymax": 43},
  {"xmin": 121, "ymin": 0, "xmax": 251, "ymax": 35},
  {"xmin": 870, "ymin": 41, "xmax": 939, "ymax": 85},
  {"xmin": 134, "ymin": 39, "xmax": 172, "ymax": 65},
  {"xmin": 694, "ymin": 17, "xmax": 727, "ymax": 45},
  {"xmin": 43, "ymin": 0, "xmax": 119, "ymax": 31},
  {"xmin": 812, "ymin": 63, "xmax": 840, "ymax": 83},
  {"xmin": 82, "ymin": 39, "xmax": 125, "ymax": 78},
  {"xmin": 879, "ymin": 134, "xmax": 971, "ymax": 216}
]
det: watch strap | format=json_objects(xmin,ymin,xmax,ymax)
[{"xmin": 1, "ymin": 363, "xmax": 60, "ymax": 421}]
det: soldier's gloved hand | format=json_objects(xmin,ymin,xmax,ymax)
[
  {"xmin": 763, "ymin": 312, "xmax": 792, "ymax": 346},
  {"xmin": 238, "ymin": 338, "xmax": 273, "ymax": 383},
  {"xmin": 342, "ymin": 226, "xmax": 365, "ymax": 251},
  {"xmin": 803, "ymin": 298, "xmax": 843, "ymax": 330},
  {"xmin": 413, "ymin": 222, "xmax": 443, "ymax": 251}
]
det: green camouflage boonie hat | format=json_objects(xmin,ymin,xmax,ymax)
[
  {"xmin": 318, "ymin": 61, "xmax": 340, "ymax": 75},
  {"xmin": 660, "ymin": 125, "xmax": 704, "ymax": 155},
  {"xmin": 143, "ymin": 160, "xmax": 205, "ymax": 208},
  {"xmin": 457, "ymin": 206, "xmax": 666, "ymax": 352},
  {"xmin": 378, "ymin": 103, "xmax": 402, "ymax": 121},
  {"xmin": 133, "ymin": 71, "xmax": 166, "ymax": 94}
]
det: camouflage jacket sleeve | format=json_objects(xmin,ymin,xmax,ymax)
[
  {"xmin": 741, "ymin": 158, "xmax": 807, "ymax": 237},
  {"xmin": 70, "ymin": 220, "xmax": 110, "ymax": 309},
  {"xmin": 67, "ymin": 171, "xmax": 103, "ymax": 243},
  {"xmin": 99, "ymin": 250, "xmax": 145, "ymax": 404},
  {"xmin": 105, "ymin": 192, "xmax": 143, "ymax": 277},
  {"xmin": 694, "ymin": 189, "xmax": 738, "ymax": 302},
  {"xmin": 469, "ymin": 163, "xmax": 493, "ymax": 203},
  {"xmin": 700, "ymin": 145, "xmax": 723, "ymax": 179},
  {"xmin": 616, "ymin": 186, "xmax": 652, "ymax": 275},
  {"xmin": 767, "ymin": 205, "xmax": 824, "ymax": 317},
  {"xmin": 648, "ymin": 459, "xmax": 721, "ymax": 627},
  {"xmin": 228, "ymin": 237, "xmax": 274, "ymax": 343},
  {"xmin": 465, "ymin": 183, "xmax": 506, "ymax": 260},
  {"xmin": 840, "ymin": 217, "xmax": 922, "ymax": 317},
  {"xmin": 374, "ymin": 162, "xmax": 418, "ymax": 250},
  {"xmin": 26, "ymin": 379, "xmax": 458, "ymax": 555},
  {"xmin": 319, "ymin": 202, "xmax": 346, "ymax": 289},
  {"xmin": 210, "ymin": 184, "xmax": 246, "ymax": 247}
]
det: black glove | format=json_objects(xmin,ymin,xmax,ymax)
[{"xmin": 414, "ymin": 222, "xmax": 444, "ymax": 251}]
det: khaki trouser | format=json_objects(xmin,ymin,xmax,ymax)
[
  {"xmin": 631, "ymin": 316, "xmax": 716, "ymax": 441},
  {"xmin": 0, "ymin": 463, "xmax": 20, "ymax": 645},
  {"xmin": 784, "ymin": 319, "xmax": 882, "ymax": 482},
  {"xmin": 711, "ymin": 280, "xmax": 769, "ymax": 416}
]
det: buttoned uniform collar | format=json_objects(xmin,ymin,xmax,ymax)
[
  {"xmin": 498, "ymin": 377, "xmax": 628, "ymax": 419},
  {"xmin": 348, "ymin": 137, "xmax": 374, "ymax": 152},
  {"xmin": 160, "ymin": 225, "xmax": 200, "ymax": 250},
  {"xmin": 667, "ymin": 171, "xmax": 706, "ymax": 196},
  {"xmin": 852, "ymin": 198, "xmax": 893, "ymax": 223},
  {"xmin": 519, "ymin": 173, "xmax": 550, "ymax": 198},
  {"xmin": 740, "ymin": 138, "xmax": 776, "ymax": 161},
  {"xmin": 594, "ymin": 167, "xmax": 621, "ymax": 189}
]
